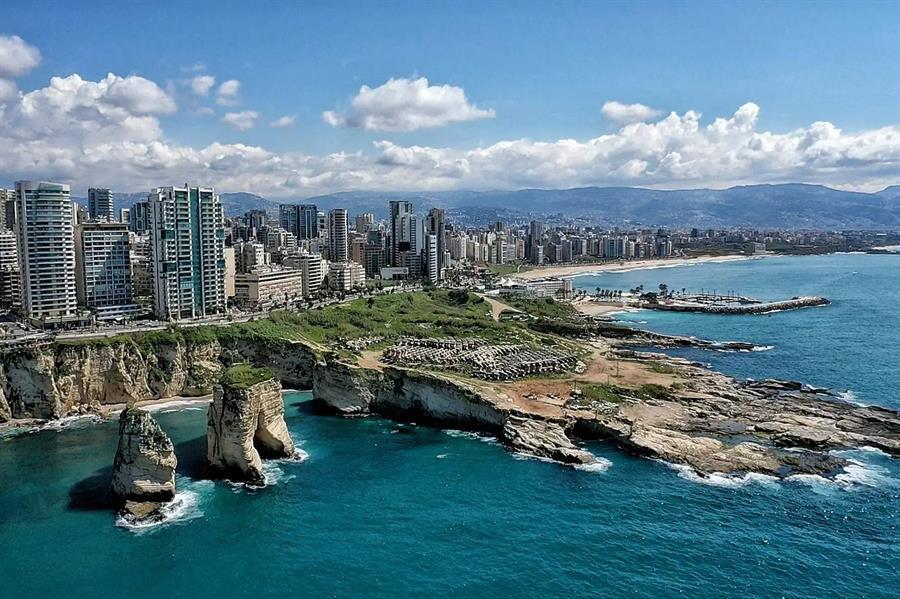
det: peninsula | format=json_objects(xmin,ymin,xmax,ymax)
[{"xmin": 1, "ymin": 290, "xmax": 897, "ymax": 481}]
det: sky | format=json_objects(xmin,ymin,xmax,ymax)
[{"xmin": 0, "ymin": 0, "xmax": 899, "ymax": 197}]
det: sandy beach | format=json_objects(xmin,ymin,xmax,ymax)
[{"xmin": 513, "ymin": 254, "xmax": 759, "ymax": 280}]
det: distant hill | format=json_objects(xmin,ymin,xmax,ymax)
[
  {"xmin": 290, "ymin": 184, "xmax": 900, "ymax": 229},
  {"xmin": 102, "ymin": 184, "xmax": 900, "ymax": 229}
]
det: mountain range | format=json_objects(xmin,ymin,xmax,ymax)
[{"xmin": 104, "ymin": 184, "xmax": 900, "ymax": 230}]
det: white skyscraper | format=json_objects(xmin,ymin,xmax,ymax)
[
  {"xmin": 149, "ymin": 186, "xmax": 227, "ymax": 320},
  {"xmin": 16, "ymin": 181, "xmax": 79, "ymax": 326}
]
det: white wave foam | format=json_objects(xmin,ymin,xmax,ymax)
[
  {"xmin": 574, "ymin": 457, "xmax": 613, "ymax": 473},
  {"xmin": 443, "ymin": 429, "xmax": 499, "ymax": 444},
  {"xmin": 666, "ymin": 462, "xmax": 778, "ymax": 488},
  {"xmin": 28, "ymin": 414, "xmax": 102, "ymax": 433},
  {"xmin": 836, "ymin": 389, "xmax": 871, "ymax": 407},
  {"xmin": 436, "ymin": 453, "xmax": 448, "ymax": 459},
  {"xmin": 751, "ymin": 345, "xmax": 774, "ymax": 352},
  {"xmin": 116, "ymin": 480, "xmax": 212, "ymax": 534},
  {"xmin": 787, "ymin": 458, "xmax": 895, "ymax": 492}
]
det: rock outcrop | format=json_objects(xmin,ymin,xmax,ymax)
[
  {"xmin": 502, "ymin": 415, "xmax": 595, "ymax": 465},
  {"xmin": 112, "ymin": 407, "xmax": 177, "ymax": 519},
  {"xmin": 207, "ymin": 369, "xmax": 294, "ymax": 485}
]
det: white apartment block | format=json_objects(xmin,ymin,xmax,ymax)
[
  {"xmin": 234, "ymin": 266, "xmax": 304, "ymax": 310},
  {"xmin": 16, "ymin": 181, "xmax": 80, "ymax": 326},
  {"xmin": 149, "ymin": 186, "xmax": 227, "ymax": 320},
  {"xmin": 328, "ymin": 260, "xmax": 365, "ymax": 291}
]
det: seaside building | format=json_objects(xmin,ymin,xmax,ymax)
[
  {"xmin": 498, "ymin": 277, "xmax": 573, "ymax": 300},
  {"xmin": 87, "ymin": 188, "xmax": 115, "ymax": 222},
  {"xmin": 75, "ymin": 223, "xmax": 140, "ymax": 320},
  {"xmin": 0, "ymin": 229, "xmax": 21, "ymax": 308},
  {"xmin": 284, "ymin": 252, "xmax": 325, "ymax": 297},
  {"xmin": 328, "ymin": 260, "xmax": 365, "ymax": 291},
  {"xmin": 149, "ymin": 186, "xmax": 227, "ymax": 321},
  {"xmin": 327, "ymin": 208, "xmax": 349, "ymax": 263},
  {"xmin": 223, "ymin": 247, "xmax": 236, "ymax": 298},
  {"xmin": 234, "ymin": 266, "xmax": 304, "ymax": 310},
  {"xmin": 15, "ymin": 181, "xmax": 81, "ymax": 327}
]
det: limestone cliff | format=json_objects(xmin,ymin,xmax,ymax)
[
  {"xmin": 207, "ymin": 371, "xmax": 295, "ymax": 485},
  {"xmin": 312, "ymin": 354, "xmax": 506, "ymax": 429},
  {"xmin": 0, "ymin": 335, "xmax": 316, "ymax": 422},
  {"xmin": 112, "ymin": 406, "xmax": 177, "ymax": 517}
]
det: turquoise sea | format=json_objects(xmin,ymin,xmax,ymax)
[{"xmin": 1, "ymin": 254, "xmax": 898, "ymax": 598}]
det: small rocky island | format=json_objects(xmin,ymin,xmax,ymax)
[
  {"xmin": 207, "ymin": 364, "xmax": 295, "ymax": 485},
  {"xmin": 111, "ymin": 406, "xmax": 177, "ymax": 521}
]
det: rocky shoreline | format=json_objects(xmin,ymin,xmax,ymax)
[{"xmin": 1, "ymin": 325, "xmax": 898, "ymax": 482}]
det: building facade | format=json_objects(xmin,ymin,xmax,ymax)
[
  {"xmin": 87, "ymin": 188, "xmax": 114, "ymax": 222},
  {"xmin": 75, "ymin": 223, "xmax": 140, "ymax": 320},
  {"xmin": 149, "ymin": 186, "xmax": 227, "ymax": 320},
  {"xmin": 327, "ymin": 208, "xmax": 349, "ymax": 263},
  {"xmin": 16, "ymin": 181, "xmax": 80, "ymax": 326},
  {"xmin": 234, "ymin": 266, "xmax": 304, "ymax": 310}
]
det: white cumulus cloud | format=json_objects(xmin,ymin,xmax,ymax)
[
  {"xmin": 222, "ymin": 110, "xmax": 258, "ymax": 130},
  {"xmin": 190, "ymin": 75, "xmax": 216, "ymax": 97},
  {"xmin": 1, "ymin": 67, "xmax": 899, "ymax": 197},
  {"xmin": 0, "ymin": 35, "xmax": 41, "ymax": 78},
  {"xmin": 270, "ymin": 115, "xmax": 296, "ymax": 128},
  {"xmin": 323, "ymin": 76, "xmax": 495, "ymax": 131},
  {"xmin": 216, "ymin": 79, "xmax": 240, "ymax": 106},
  {"xmin": 601, "ymin": 101, "xmax": 662, "ymax": 124}
]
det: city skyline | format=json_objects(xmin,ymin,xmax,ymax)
[{"xmin": 1, "ymin": 1, "xmax": 900, "ymax": 196}]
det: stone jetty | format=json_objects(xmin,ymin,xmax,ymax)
[{"xmin": 648, "ymin": 295, "xmax": 829, "ymax": 314}]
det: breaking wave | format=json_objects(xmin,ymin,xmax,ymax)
[{"xmin": 116, "ymin": 479, "xmax": 212, "ymax": 535}]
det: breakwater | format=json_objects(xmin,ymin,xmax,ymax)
[{"xmin": 648, "ymin": 295, "xmax": 829, "ymax": 314}]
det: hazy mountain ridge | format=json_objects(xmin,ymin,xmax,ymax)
[{"xmin": 98, "ymin": 184, "xmax": 900, "ymax": 229}]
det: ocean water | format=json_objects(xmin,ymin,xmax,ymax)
[
  {"xmin": 0, "ymin": 254, "xmax": 898, "ymax": 598},
  {"xmin": 574, "ymin": 253, "xmax": 900, "ymax": 409}
]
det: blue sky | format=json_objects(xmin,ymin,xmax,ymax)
[{"xmin": 1, "ymin": 1, "xmax": 899, "ymax": 195}]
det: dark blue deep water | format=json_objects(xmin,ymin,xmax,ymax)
[{"xmin": 1, "ymin": 254, "xmax": 897, "ymax": 598}]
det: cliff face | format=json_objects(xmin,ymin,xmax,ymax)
[
  {"xmin": 112, "ymin": 407, "xmax": 177, "ymax": 503},
  {"xmin": 207, "ymin": 377, "xmax": 295, "ymax": 484},
  {"xmin": 312, "ymin": 355, "xmax": 506, "ymax": 430},
  {"xmin": 0, "ymin": 336, "xmax": 316, "ymax": 422}
]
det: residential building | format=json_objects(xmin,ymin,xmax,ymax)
[
  {"xmin": 427, "ymin": 208, "xmax": 446, "ymax": 280},
  {"xmin": 223, "ymin": 247, "xmax": 236, "ymax": 298},
  {"xmin": 75, "ymin": 223, "xmax": 140, "ymax": 320},
  {"xmin": 234, "ymin": 266, "xmax": 304, "ymax": 310},
  {"xmin": 16, "ymin": 181, "xmax": 80, "ymax": 326},
  {"xmin": 0, "ymin": 229, "xmax": 20, "ymax": 308},
  {"xmin": 87, "ymin": 188, "xmax": 114, "ymax": 222},
  {"xmin": 355, "ymin": 212, "xmax": 374, "ymax": 233},
  {"xmin": 327, "ymin": 208, "xmax": 349, "ymax": 262},
  {"xmin": 0, "ymin": 188, "xmax": 15, "ymax": 230},
  {"xmin": 423, "ymin": 234, "xmax": 439, "ymax": 284},
  {"xmin": 389, "ymin": 200, "xmax": 413, "ymax": 266},
  {"xmin": 149, "ymin": 186, "xmax": 227, "ymax": 320},
  {"xmin": 129, "ymin": 200, "xmax": 150, "ymax": 233},
  {"xmin": 328, "ymin": 260, "xmax": 365, "ymax": 291},
  {"xmin": 284, "ymin": 252, "xmax": 325, "ymax": 297}
]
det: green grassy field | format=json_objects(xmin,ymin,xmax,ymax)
[{"xmin": 220, "ymin": 364, "xmax": 275, "ymax": 390}]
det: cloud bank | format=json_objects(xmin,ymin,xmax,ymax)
[{"xmin": 0, "ymin": 36, "xmax": 898, "ymax": 197}]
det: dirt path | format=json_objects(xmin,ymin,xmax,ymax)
[{"xmin": 480, "ymin": 295, "xmax": 521, "ymax": 322}]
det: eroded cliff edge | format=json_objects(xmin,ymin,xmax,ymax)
[
  {"xmin": 3, "ymin": 328, "xmax": 899, "ymax": 480},
  {"xmin": 0, "ymin": 334, "xmax": 316, "ymax": 421}
]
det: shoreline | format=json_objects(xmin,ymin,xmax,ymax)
[{"xmin": 513, "ymin": 254, "xmax": 766, "ymax": 280}]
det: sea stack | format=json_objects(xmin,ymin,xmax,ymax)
[
  {"xmin": 111, "ymin": 406, "xmax": 177, "ymax": 520},
  {"xmin": 207, "ymin": 365, "xmax": 294, "ymax": 485}
]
